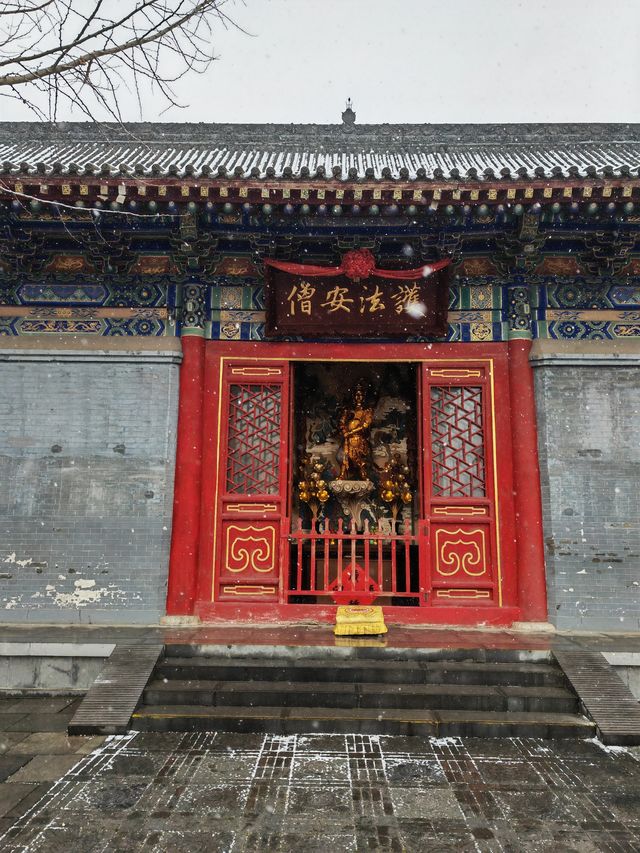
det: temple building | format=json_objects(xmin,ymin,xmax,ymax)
[{"xmin": 0, "ymin": 119, "xmax": 638, "ymax": 632}]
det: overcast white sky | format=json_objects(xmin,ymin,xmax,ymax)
[{"xmin": 4, "ymin": 0, "xmax": 640, "ymax": 124}]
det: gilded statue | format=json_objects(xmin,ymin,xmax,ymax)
[{"xmin": 338, "ymin": 385, "xmax": 374, "ymax": 480}]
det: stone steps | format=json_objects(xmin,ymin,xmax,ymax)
[
  {"xmin": 143, "ymin": 678, "xmax": 579, "ymax": 714},
  {"xmin": 155, "ymin": 656, "xmax": 568, "ymax": 688},
  {"xmin": 163, "ymin": 644, "xmax": 552, "ymax": 664},
  {"xmin": 131, "ymin": 646, "xmax": 595, "ymax": 739},
  {"xmin": 131, "ymin": 703, "xmax": 594, "ymax": 739}
]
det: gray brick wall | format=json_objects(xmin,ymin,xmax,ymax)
[
  {"xmin": 533, "ymin": 353, "xmax": 640, "ymax": 631},
  {"xmin": 0, "ymin": 345, "xmax": 180, "ymax": 623}
]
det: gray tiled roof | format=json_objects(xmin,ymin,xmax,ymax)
[{"xmin": 0, "ymin": 122, "xmax": 639, "ymax": 181}]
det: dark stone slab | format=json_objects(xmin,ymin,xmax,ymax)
[
  {"xmin": 9, "ymin": 754, "xmax": 82, "ymax": 782},
  {"xmin": 1, "ymin": 781, "xmax": 54, "ymax": 820},
  {"xmin": 8, "ymin": 732, "xmax": 105, "ymax": 755},
  {"xmin": 5, "ymin": 697, "xmax": 76, "ymax": 714},
  {"xmin": 0, "ymin": 732, "xmax": 31, "ymax": 753},
  {"xmin": 0, "ymin": 754, "xmax": 32, "ymax": 782},
  {"xmin": 0, "ymin": 700, "xmax": 24, "ymax": 714},
  {"xmin": 0, "ymin": 715, "xmax": 29, "ymax": 729},
  {"xmin": 7, "ymin": 713, "xmax": 73, "ymax": 733},
  {"xmin": 0, "ymin": 782, "xmax": 39, "ymax": 818}
]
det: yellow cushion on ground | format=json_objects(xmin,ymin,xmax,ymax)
[
  {"xmin": 334, "ymin": 605, "xmax": 387, "ymax": 636},
  {"xmin": 334, "ymin": 636, "xmax": 388, "ymax": 648}
]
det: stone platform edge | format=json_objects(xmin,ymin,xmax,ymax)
[
  {"xmin": 530, "ymin": 338, "xmax": 640, "ymax": 366},
  {"xmin": 0, "ymin": 334, "xmax": 182, "ymax": 363}
]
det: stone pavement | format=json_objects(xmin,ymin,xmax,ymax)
[
  {"xmin": 0, "ymin": 721, "xmax": 639, "ymax": 851},
  {"xmin": 0, "ymin": 696, "xmax": 105, "ymax": 837}
]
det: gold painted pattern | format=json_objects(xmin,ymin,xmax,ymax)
[
  {"xmin": 230, "ymin": 366, "xmax": 283, "ymax": 377},
  {"xmin": 226, "ymin": 503, "xmax": 278, "ymax": 514},
  {"xmin": 433, "ymin": 506, "xmax": 486, "ymax": 516},
  {"xmin": 430, "ymin": 368, "xmax": 482, "ymax": 378},
  {"xmin": 470, "ymin": 323, "xmax": 492, "ymax": 342},
  {"xmin": 436, "ymin": 589, "xmax": 491, "ymax": 599},
  {"xmin": 0, "ymin": 307, "xmax": 167, "ymax": 319},
  {"xmin": 225, "ymin": 524, "xmax": 276, "ymax": 573},
  {"xmin": 222, "ymin": 585, "xmax": 276, "ymax": 596},
  {"xmin": 547, "ymin": 309, "xmax": 640, "ymax": 322},
  {"xmin": 469, "ymin": 286, "xmax": 493, "ymax": 309},
  {"xmin": 435, "ymin": 527, "xmax": 487, "ymax": 577},
  {"xmin": 448, "ymin": 311, "xmax": 493, "ymax": 323}
]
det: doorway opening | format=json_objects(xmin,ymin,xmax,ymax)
[{"xmin": 287, "ymin": 361, "xmax": 423, "ymax": 605}]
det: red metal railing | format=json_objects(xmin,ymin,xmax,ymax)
[{"xmin": 283, "ymin": 518, "xmax": 429, "ymax": 604}]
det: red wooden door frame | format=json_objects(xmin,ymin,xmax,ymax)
[
  {"xmin": 420, "ymin": 363, "xmax": 506, "ymax": 609},
  {"xmin": 212, "ymin": 359, "xmax": 290, "ymax": 603},
  {"xmin": 172, "ymin": 340, "xmax": 537, "ymax": 626}
]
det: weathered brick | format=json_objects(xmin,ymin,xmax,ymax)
[
  {"xmin": 534, "ymin": 364, "xmax": 640, "ymax": 631},
  {"xmin": 0, "ymin": 357, "xmax": 179, "ymax": 623}
]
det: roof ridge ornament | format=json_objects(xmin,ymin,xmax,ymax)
[{"xmin": 342, "ymin": 98, "xmax": 356, "ymax": 127}]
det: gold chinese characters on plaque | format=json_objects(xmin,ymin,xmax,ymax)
[{"xmin": 264, "ymin": 257, "xmax": 449, "ymax": 339}]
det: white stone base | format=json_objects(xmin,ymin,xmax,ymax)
[
  {"xmin": 160, "ymin": 615, "xmax": 201, "ymax": 627},
  {"xmin": 511, "ymin": 621, "xmax": 556, "ymax": 633}
]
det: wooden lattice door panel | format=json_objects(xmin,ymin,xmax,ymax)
[
  {"xmin": 430, "ymin": 385, "xmax": 486, "ymax": 498},
  {"xmin": 215, "ymin": 362, "xmax": 290, "ymax": 602},
  {"xmin": 226, "ymin": 382, "xmax": 283, "ymax": 494},
  {"xmin": 420, "ymin": 364, "xmax": 499, "ymax": 606}
]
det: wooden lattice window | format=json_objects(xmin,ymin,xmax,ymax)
[
  {"xmin": 225, "ymin": 383, "xmax": 282, "ymax": 495},
  {"xmin": 430, "ymin": 385, "xmax": 486, "ymax": 497}
]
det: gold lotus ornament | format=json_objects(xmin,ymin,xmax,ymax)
[
  {"xmin": 379, "ymin": 454, "xmax": 413, "ymax": 530},
  {"xmin": 297, "ymin": 455, "xmax": 331, "ymax": 527}
]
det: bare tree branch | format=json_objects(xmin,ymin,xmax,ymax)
[
  {"xmin": 0, "ymin": 0, "xmax": 245, "ymax": 120},
  {"xmin": 0, "ymin": 2, "xmax": 57, "ymax": 17}
]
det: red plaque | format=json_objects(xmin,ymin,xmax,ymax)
[{"xmin": 264, "ymin": 253, "xmax": 450, "ymax": 339}]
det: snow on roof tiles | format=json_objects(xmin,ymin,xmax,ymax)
[{"xmin": 0, "ymin": 123, "xmax": 638, "ymax": 180}]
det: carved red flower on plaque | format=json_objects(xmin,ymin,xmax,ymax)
[{"xmin": 341, "ymin": 248, "xmax": 376, "ymax": 280}]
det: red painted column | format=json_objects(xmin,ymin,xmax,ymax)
[
  {"xmin": 166, "ymin": 334, "xmax": 205, "ymax": 615},
  {"xmin": 508, "ymin": 338, "xmax": 548, "ymax": 621}
]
